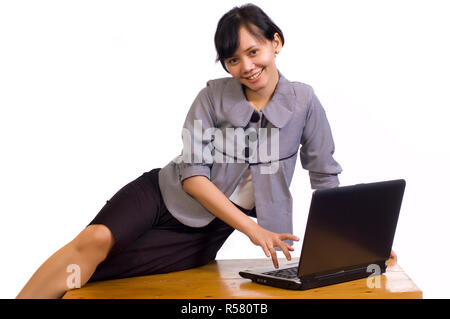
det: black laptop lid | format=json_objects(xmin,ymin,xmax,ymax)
[{"xmin": 297, "ymin": 179, "xmax": 405, "ymax": 278}]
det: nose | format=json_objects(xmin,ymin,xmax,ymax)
[{"xmin": 241, "ymin": 57, "xmax": 255, "ymax": 74}]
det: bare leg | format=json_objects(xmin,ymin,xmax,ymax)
[{"xmin": 16, "ymin": 224, "xmax": 115, "ymax": 299}]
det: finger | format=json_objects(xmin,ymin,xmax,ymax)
[
  {"xmin": 279, "ymin": 242, "xmax": 292, "ymax": 261},
  {"xmin": 280, "ymin": 234, "xmax": 300, "ymax": 241},
  {"xmin": 269, "ymin": 246, "xmax": 278, "ymax": 268},
  {"xmin": 278, "ymin": 235, "xmax": 296, "ymax": 251},
  {"xmin": 390, "ymin": 250, "xmax": 397, "ymax": 261},
  {"xmin": 261, "ymin": 243, "xmax": 270, "ymax": 258},
  {"xmin": 283, "ymin": 242, "xmax": 295, "ymax": 251}
]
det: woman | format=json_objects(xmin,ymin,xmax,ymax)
[{"xmin": 17, "ymin": 3, "xmax": 344, "ymax": 299}]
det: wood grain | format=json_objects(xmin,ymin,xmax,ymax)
[{"xmin": 63, "ymin": 258, "xmax": 422, "ymax": 299}]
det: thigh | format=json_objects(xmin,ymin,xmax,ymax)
[
  {"xmin": 86, "ymin": 168, "xmax": 164, "ymax": 259},
  {"xmin": 87, "ymin": 211, "xmax": 235, "ymax": 283}
]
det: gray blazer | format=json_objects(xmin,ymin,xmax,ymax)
[{"xmin": 158, "ymin": 70, "xmax": 342, "ymax": 243}]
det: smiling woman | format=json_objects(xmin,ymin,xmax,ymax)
[
  {"xmin": 214, "ymin": 4, "xmax": 284, "ymax": 109},
  {"xmin": 16, "ymin": 3, "xmax": 342, "ymax": 299}
]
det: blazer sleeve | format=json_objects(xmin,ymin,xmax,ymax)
[
  {"xmin": 178, "ymin": 84, "xmax": 217, "ymax": 185},
  {"xmin": 299, "ymin": 89, "xmax": 343, "ymax": 189}
]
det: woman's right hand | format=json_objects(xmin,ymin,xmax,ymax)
[{"xmin": 247, "ymin": 224, "xmax": 300, "ymax": 269}]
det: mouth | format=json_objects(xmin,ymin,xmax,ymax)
[{"xmin": 244, "ymin": 68, "xmax": 264, "ymax": 82}]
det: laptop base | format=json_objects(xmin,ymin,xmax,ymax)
[
  {"xmin": 300, "ymin": 262, "xmax": 387, "ymax": 290},
  {"xmin": 239, "ymin": 271, "xmax": 303, "ymax": 290},
  {"xmin": 239, "ymin": 262, "xmax": 386, "ymax": 290}
]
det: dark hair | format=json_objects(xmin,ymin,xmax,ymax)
[{"xmin": 214, "ymin": 3, "xmax": 285, "ymax": 74}]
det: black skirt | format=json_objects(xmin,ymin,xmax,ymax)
[{"xmin": 86, "ymin": 168, "xmax": 256, "ymax": 283}]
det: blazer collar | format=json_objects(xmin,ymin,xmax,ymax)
[{"xmin": 222, "ymin": 69, "xmax": 296, "ymax": 128}]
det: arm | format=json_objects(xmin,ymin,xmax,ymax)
[
  {"xmin": 183, "ymin": 175, "xmax": 299, "ymax": 268},
  {"xmin": 300, "ymin": 89, "xmax": 343, "ymax": 189}
]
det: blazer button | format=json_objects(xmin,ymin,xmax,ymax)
[
  {"xmin": 243, "ymin": 146, "xmax": 252, "ymax": 158},
  {"xmin": 248, "ymin": 131, "xmax": 258, "ymax": 142},
  {"xmin": 250, "ymin": 110, "xmax": 260, "ymax": 123}
]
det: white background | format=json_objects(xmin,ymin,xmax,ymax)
[{"xmin": 1, "ymin": 0, "xmax": 449, "ymax": 299}]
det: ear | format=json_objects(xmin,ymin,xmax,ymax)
[{"xmin": 272, "ymin": 32, "xmax": 282, "ymax": 53}]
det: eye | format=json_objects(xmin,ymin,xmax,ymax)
[{"xmin": 227, "ymin": 49, "xmax": 258, "ymax": 65}]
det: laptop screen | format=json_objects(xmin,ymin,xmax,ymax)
[{"xmin": 297, "ymin": 179, "xmax": 405, "ymax": 277}]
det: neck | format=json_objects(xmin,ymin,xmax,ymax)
[{"xmin": 244, "ymin": 69, "xmax": 279, "ymax": 108}]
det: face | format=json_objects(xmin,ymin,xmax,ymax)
[{"xmin": 225, "ymin": 25, "xmax": 282, "ymax": 95}]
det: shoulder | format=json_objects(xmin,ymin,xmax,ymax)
[
  {"xmin": 289, "ymin": 80, "xmax": 315, "ymax": 102},
  {"xmin": 205, "ymin": 76, "xmax": 233, "ymax": 95},
  {"xmin": 189, "ymin": 77, "xmax": 233, "ymax": 109},
  {"xmin": 190, "ymin": 77, "xmax": 230, "ymax": 103},
  {"xmin": 206, "ymin": 76, "xmax": 232, "ymax": 87},
  {"xmin": 289, "ymin": 81, "xmax": 327, "ymax": 115}
]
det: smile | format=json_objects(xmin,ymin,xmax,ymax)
[{"xmin": 245, "ymin": 68, "xmax": 264, "ymax": 81}]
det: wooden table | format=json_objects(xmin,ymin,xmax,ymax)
[{"xmin": 63, "ymin": 258, "xmax": 422, "ymax": 299}]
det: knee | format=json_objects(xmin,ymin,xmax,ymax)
[{"xmin": 73, "ymin": 224, "xmax": 115, "ymax": 258}]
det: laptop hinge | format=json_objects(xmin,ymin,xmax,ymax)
[
  {"xmin": 314, "ymin": 261, "xmax": 387, "ymax": 281},
  {"xmin": 302, "ymin": 262, "xmax": 387, "ymax": 287},
  {"xmin": 314, "ymin": 266, "xmax": 368, "ymax": 281}
]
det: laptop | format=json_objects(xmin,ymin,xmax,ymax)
[{"xmin": 239, "ymin": 179, "xmax": 406, "ymax": 290}]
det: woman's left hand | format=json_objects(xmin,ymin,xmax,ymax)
[{"xmin": 387, "ymin": 250, "xmax": 397, "ymax": 266}]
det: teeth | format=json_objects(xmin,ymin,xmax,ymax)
[{"xmin": 247, "ymin": 69, "xmax": 262, "ymax": 80}]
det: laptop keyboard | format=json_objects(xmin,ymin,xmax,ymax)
[{"xmin": 263, "ymin": 266, "xmax": 299, "ymax": 279}]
